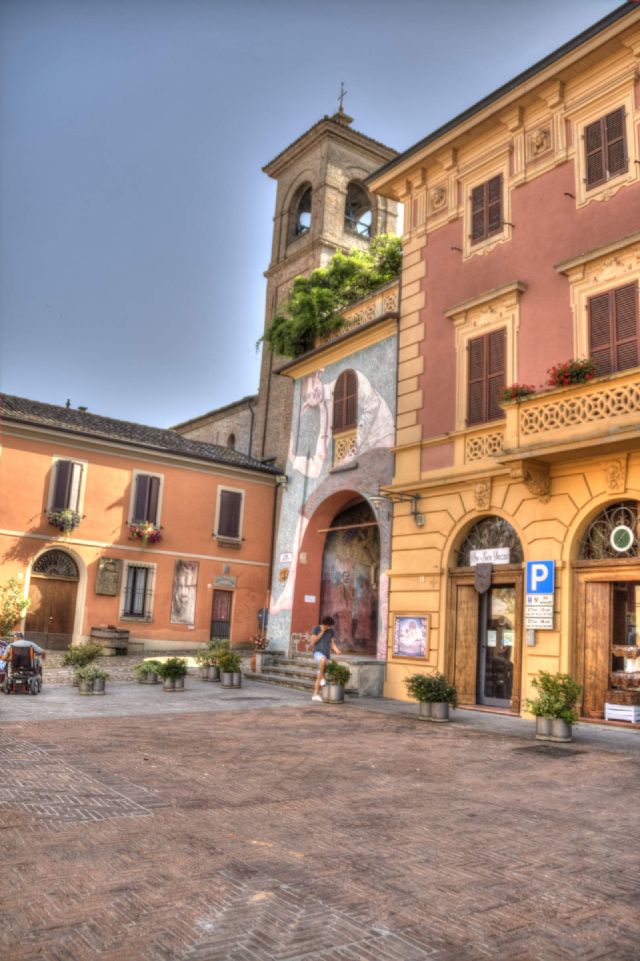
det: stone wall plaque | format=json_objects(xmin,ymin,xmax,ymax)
[
  {"xmin": 95, "ymin": 558, "xmax": 122, "ymax": 595},
  {"xmin": 214, "ymin": 575, "xmax": 237, "ymax": 589}
]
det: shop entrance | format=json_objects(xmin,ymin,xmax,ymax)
[
  {"xmin": 574, "ymin": 502, "xmax": 640, "ymax": 719},
  {"xmin": 448, "ymin": 516, "xmax": 524, "ymax": 712},
  {"xmin": 477, "ymin": 586, "xmax": 516, "ymax": 707}
]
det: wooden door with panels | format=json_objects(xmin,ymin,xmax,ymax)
[{"xmin": 26, "ymin": 549, "xmax": 79, "ymax": 650}]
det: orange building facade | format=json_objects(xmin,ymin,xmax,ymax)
[
  {"xmin": 370, "ymin": 5, "xmax": 640, "ymax": 719},
  {"xmin": 0, "ymin": 395, "xmax": 280, "ymax": 651}
]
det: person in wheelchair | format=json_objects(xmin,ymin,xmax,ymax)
[{"xmin": 3, "ymin": 633, "xmax": 45, "ymax": 695}]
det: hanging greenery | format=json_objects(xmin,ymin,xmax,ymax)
[{"xmin": 262, "ymin": 234, "xmax": 402, "ymax": 358}]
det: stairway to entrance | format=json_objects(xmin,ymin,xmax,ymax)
[{"xmin": 244, "ymin": 652, "xmax": 319, "ymax": 693}]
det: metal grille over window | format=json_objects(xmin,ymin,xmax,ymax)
[
  {"xmin": 33, "ymin": 550, "xmax": 79, "ymax": 579},
  {"xmin": 123, "ymin": 565, "xmax": 153, "ymax": 618},
  {"xmin": 579, "ymin": 501, "xmax": 638, "ymax": 560},
  {"xmin": 456, "ymin": 516, "xmax": 523, "ymax": 567}
]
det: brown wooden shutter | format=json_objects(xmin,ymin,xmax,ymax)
[
  {"xmin": 332, "ymin": 372, "xmax": 347, "ymax": 430},
  {"xmin": 585, "ymin": 118, "xmax": 605, "ymax": 187},
  {"xmin": 51, "ymin": 460, "xmax": 72, "ymax": 510},
  {"xmin": 487, "ymin": 329, "xmax": 506, "ymax": 421},
  {"xmin": 486, "ymin": 175, "xmax": 502, "ymax": 236},
  {"xmin": 344, "ymin": 370, "xmax": 358, "ymax": 428},
  {"xmin": 605, "ymin": 108, "xmax": 627, "ymax": 179},
  {"xmin": 471, "ymin": 185, "xmax": 485, "ymax": 242},
  {"xmin": 133, "ymin": 475, "xmax": 150, "ymax": 523},
  {"xmin": 218, "ymin": 490, "xmax": 242, "ymax": 538},
  {"xmin": 467, "ymin": 336, "xmax": 486, "ymax": 426},
  {"xmin": 147, "ymin": 476, "xmax": 160, "ymax": 525},
  {"xmin": 589, "ymin": 292, "xmax": 613, "ymax": 375},
  {"xmin": 614, "ymin": 283, "xmax": 638, "ymax": 372},
  {"xmin": 333, "ymin": 370, "xmax": 357, "ymax": 430}
]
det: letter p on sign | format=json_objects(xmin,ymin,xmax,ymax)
[{"xmin": 526, "ymin": 560, "xmax": 555, "ymax": 595}]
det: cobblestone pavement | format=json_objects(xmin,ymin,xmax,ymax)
[{"xmin": 1, "ymin": 686, "xmax": 638, "ymax": 961}]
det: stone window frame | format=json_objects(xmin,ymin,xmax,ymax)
[
  {"xmin": 569, "ymin": 81, "xmax": 639, "ymax": 209},
  {"xmin": 120, "ymin": 561, "xmax": 157, "ymax": 622},
  {"xmin": 46, "ymin": 455, "xmax": 88, "ymax": 516},
  {"xmin": 460, "ymin": 150, "xmax": 512, "ymax": 260},
  {"xmin": 446, "ymin": 281, "xmax": 525, "ymax": 432},
  {"xmin": 556, "ymin": 231, "xmax": 640, "ymax": 360}
]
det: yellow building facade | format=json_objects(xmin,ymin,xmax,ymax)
[{"xmin": 370, "ymin": 5, "xmax": 640, "ymax": 719}]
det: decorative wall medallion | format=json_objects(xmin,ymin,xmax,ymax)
[
  {"xmin": 431, "ymin": 185, "xmax": 446, "ymax": 210},
  {"xmin": 473, "ymin": 479, "xmax": 491, "ymax": 510},
  {"xmin": 604, "ymin": 457, "xmax": 627, "ymax": 494},
  {"xmin": 529, "ymin": 128, "xmax": 551, "ymax": 157}
]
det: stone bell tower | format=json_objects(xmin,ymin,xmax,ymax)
[{"xmin": 252, "ymin": 108, "xmax": 398, "ymax": 467}]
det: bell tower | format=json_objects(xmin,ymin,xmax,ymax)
[{"xmin": 252, "ymin": 108, "xmax": 398, "ymax": 466}]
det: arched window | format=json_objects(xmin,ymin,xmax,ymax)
[
  {"xmin": 333, "ymin": 370, "xmax": 358, "ymax": 432},
  {"xmin": 456, "ymin": 516, "xmax": 523, "ymax": 567},
  {"xmin": 33, "ymin": 550, "xmax": 79, "ymax": 579},
  {"xmin": 579, "ymin": 501, "xmax": 639, "ymax": 560},
  {"xmin": 290, "ymin": 184, "xmax": 312, "ymax": 240},
  {"xmin": 227, "ymin": 433, "xmax": 236, "ymax": 450},
  {"xmin": 344, "ymin": 182, "xmax": 372, "ymax": 238}
]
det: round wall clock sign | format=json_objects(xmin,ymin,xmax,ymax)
[{"xmin": 610, "ymin": 525, "xmax": 635, "ymax": 552}]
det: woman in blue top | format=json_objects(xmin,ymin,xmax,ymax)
[{"xmin": 308, "ymin": 615, "xmax": 341, "ymax": 702}]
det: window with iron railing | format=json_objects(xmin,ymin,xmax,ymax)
[{"xmin": 122, "ymin": 564, "xmax": 154, "ymax": 620}]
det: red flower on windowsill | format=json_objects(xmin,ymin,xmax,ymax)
[{"xmin": 129, "ymin": 522, "xmax": 163, "ymax": 546}]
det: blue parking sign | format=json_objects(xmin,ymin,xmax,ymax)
[{"xmin": 526, "ymin": 560, "xmax": 555, "ymax": 595}]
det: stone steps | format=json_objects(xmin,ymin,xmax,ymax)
[{"xmin": 248, "ymin": 653, "xmax": 319, "ymax": 692}]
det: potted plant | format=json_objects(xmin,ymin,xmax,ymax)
[
  {"xmin": 219, "ymin": 651, "xmax": 242, "ymax": 688},
  {"xmin": 500, "ymin": 383, "xmax": 536, "ymax": 404},
  {"xmin": 195, "ymin": 649, "xmax": 218, "ymax": 681},
  {"xmin": 546, "ymin": 357, "xmax": 597, "ymax": 388},
  {"xmin": 91, "ymin": 667, "xmax": 110, "ymax": 694},
  {"xmin": 0, "ymin": 577, "xmax": 30, "ymax": 639},
  {"xmin": 405, "ymin": 672, "xmax": 457, "ymax": 721},
  {"xmin": 526, "ymin": 671, "xmax": 582, "ymax": 742},
  {"xmin": 74, "ymin": 664, "xmax": 109, "ymax": 694},
  {"xmin": 128, "ymin": 521, "xmax": 163, "ymax": 547},
  {"xmin": 63, "ymin": 641, "xmax": 103, "ymax": 684},
  {"xmin": 134, "ymin": 659, "xmax": 162, "ymax": 685},
  {"xmin": 155, "ymin": 657, "xmax": 188, "ymax": 692},
  {"xmin": 323, "ymin": 660, "xmax": 351, "ymax": 703},
  {"xmin": 46, "ymin": 508, "xmax": 82, "ymax": 534}
]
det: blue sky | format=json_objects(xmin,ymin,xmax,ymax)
[{"xmin": 0, "ymin": 0, "xmax": 621, "ymax": 428}]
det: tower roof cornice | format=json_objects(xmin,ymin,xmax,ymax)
[{"xmin": 263, "ymin": 113, "xmax": 397, "ymax": 180}]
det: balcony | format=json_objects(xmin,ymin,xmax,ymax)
[
  {"xmin": 315, "ymin": 281, "xmax": 399, "ymax": 349},
  {"xmin": 499, "ymin": 366, "xmax": 640, "ymax": 463}
]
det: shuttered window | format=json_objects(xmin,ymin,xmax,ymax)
[
  {"xmin": 589, "ymin": 283, "xmax": 639, "ymax": 376},
  {"xmin": 217, "ymin": 489, "xmax": 243, "ymax": 540},
  {"xmin": 467, "ymin": 329, "xmax": 506, "ymax": 426},
  {"xmin": 332, "ymin": 369, "xmax": 358, "ymax": 431},
  {"xmin": 584, "ymin": 108, "xmax": 627, "ymax": 189},
  {"xmin": 50, "ymin": 460, "xmax": 83, "ymax": 511},
  {"xmin": 132, "ymin": 474, "xmax": 161, "ymax": 525},
  {"xmin": 470, "ymin": 175, "xmax": 503, "ymax": 244}
]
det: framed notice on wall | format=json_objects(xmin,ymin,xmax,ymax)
[{"xmin": 392, "ymin": 614, "xmax": 429, "ymax": 658}]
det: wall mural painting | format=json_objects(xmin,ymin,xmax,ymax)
[
  {"xmin": 320, "ymin": 502, "xmax": 380, "ymax": 655},
  {"xmin": 170, "ymin": 560, "xmax": 199, "ymax": 626},
  {"xmin": 288, "ymin": 368, "xmax": 394, "ymax": 479}
]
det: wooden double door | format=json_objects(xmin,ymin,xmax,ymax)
[
  {"xmin": 575, "ymin": 566, "xmax": 640, "ymax": 718},
  {"xmin": 25, "ymin": 575, "xmax": 78, "ymax": 650},
  {"xmin": 448, "ymin": 568, "xmax": 524, "ymax": 712}
]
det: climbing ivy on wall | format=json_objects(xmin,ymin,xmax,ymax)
[{"xmin": 263, "ymin": 234, "xmax": 402, "ymax": 359}]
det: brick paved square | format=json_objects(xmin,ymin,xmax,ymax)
[{"xmin": 0, "ymin": 703, "xmax": 638, "ymax": 961}]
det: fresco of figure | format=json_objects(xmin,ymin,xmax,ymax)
[{"xmin": 288, "ymin": 368, "xmax": 394, "ymax": 479}]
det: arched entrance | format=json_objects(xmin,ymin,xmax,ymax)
[
  {"xmin": 319, "ymin": 500, "xmax": 379, "ymax": 655},
  {"xmin": 447, "ymin": 516, "xmax": 524, "ymax": 711},
  {"xmin": 574, "ymin": 501, "xmax": 640, "ymax": 719},
  {"xmin": 26, "ymin": 550, "xmax": 79, "ymax": 650}
]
